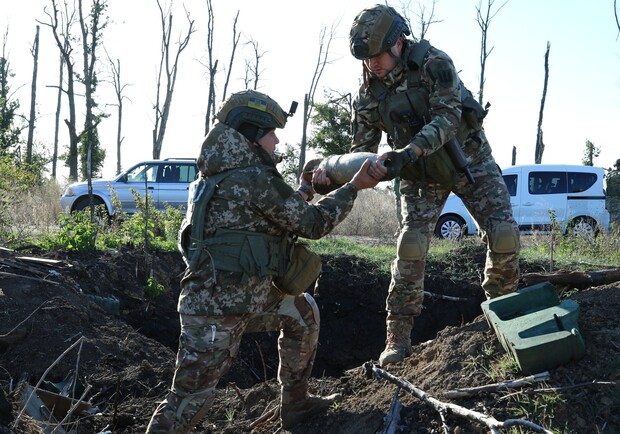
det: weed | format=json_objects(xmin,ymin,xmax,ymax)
[
  {"xmin": 224, "ymin": 405, "xmax": 236, "ymax": 423},
  {"xmin": 144, "ymin": 276, "xmax": 166, "ymax": 298}
]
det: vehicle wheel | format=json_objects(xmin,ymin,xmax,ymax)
[
  {"xmin": 435, "ymin": 215, "xmax": 467, "ymax": 240},
  {"xmin": 569, "ymin": 217, "xmax": 597, "ymax": 238},
  {"xmin": 73, "ymin": 197, "xmax": 110, "ymax": 222}
]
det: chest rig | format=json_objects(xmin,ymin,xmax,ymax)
[{"xmin": 367, "ymin": 40, "xmax": 487, "ymax": 187}]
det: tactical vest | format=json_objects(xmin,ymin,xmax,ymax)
[
  {"xmin": 178, "ymin": 170, "xmax": 293, "ymax": 281},
  {"xmin": 367, "ymin": 40, "xmax": 487, "ymax": 187}
]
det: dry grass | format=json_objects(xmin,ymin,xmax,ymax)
[
  {"xmin": 331, "ymin": 187, "xmax": 400, "ymax": 239},
  {"xmin": 2, "ymin": 180, "xmax": 64, "ymax": 243}
]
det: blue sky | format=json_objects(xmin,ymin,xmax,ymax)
[{"xmin": 2, "ymin": 0, "xmax": 620, "ymax": 181}]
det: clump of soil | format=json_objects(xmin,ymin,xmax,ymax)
[{"xmin": 0, "ymin": 242, "xmax": 618, "ymax": 433}]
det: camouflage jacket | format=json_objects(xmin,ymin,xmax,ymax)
[
  {"xmin": 178, "ymin": 122, "xmax": 359, "ymax": 316},
  {"xmin": 607, "ymin": 170, "xmax": 620, "ymax": 197},
  {"xmin": 350, "ymin": 40, "xmax": 492, "ymax": 164}
]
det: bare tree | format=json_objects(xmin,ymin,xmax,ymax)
[
  {"xmin": 221, "ymin": 11, "xmax": 240, "ymax": 102},
  {"xmin": 26, "ymin": 25, "xmax": 40, "ymax": 165},
  {"xmin": 41, "ymin": 0, "xmax": 80, "ymax": 181},
  {"xmin": 615, "ymin": 0, "xmax": 620, "ymax": 35},
  {"xmin": 298, "ymin": 24, "xmax": 335, "ymax": 177},
  {"xmin": 535, "ymin": 41, "xmax": 550, "ymax": 165},
  {"xmin": 78, "ymin": 0, "xmax": 107, "ymax": 181},
  {"xmin": 511, "ymin": 145, "xmax": 516, "ymax": 165},
  {"xmin": 152, "ymin": 0, "xmax": 195, "ymax": 159},
  {"xmin": 398, "ymin": 0, "xmax": 441, "ymax": 40},
  {"xmin": 201, "ymin": 0, "xmax": 217, "ymax": 135},
  {"xmin": 106, "ymin": 52, "xmax": 130, "ymax": 175},
  {"xmin": 476, "ymin": 0, "xmax": 508, "ymax": 105},
  {"xmin": 245, "ymin": 39, "xmax": 265, "ymax": 91},
  {"xmin": 51, "ymin": 50, "xmax": 64, "ymax": 179}
]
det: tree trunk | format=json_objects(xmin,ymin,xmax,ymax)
[
  {"xmin": 535, "ymin": 42, "xmax": 550, "ymax": 164},
  {"xmin": 26, "ymin": 25, "xmax": 40, "ymax": 165}
]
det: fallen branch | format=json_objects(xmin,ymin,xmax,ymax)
[
  {"xmin": 13, "ymin": 336, "xmax": 86, "ymax": 428},
  {"xmin": 423, "ymin": 291, "xmax": 470, "ymax": 302},
  {"xmin": 364, "ymin": 362, "xmax": 553, "ymax": 434},
  {"xmin": 379, "ymin": 387, "xmax": 402, "ymax": 434},
  {"xmin": 443, "ymin": 371, "xmax": 550, "ymax": 398},
  {"xmin": 522, "ymin": 268, "xmax": 620, "ymax": 289},
  {"xmin": 0, "ymin": 301, "xmax": 50, "ymax": 344}
]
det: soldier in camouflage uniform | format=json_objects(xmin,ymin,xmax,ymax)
[
  {"xmin": 606, "ymin": 159, "xmax": 620, "ymax": 231},
  {"xmin": 346, "ymin": 5, "xmax": 520, "ymax": 367},
  {"xmin": 146, "ymin": 90, "xmax": 381, "ymax": 433}
]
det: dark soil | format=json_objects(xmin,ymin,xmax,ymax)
[{"xmin": 0, "ymin": 240, "xmax": 618, "ymax": 433}]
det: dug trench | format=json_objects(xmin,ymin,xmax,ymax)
[
  {"xmin": 124, "ymin": 246, "xmax": 487, "ymax": 388},
  {"xmin": 9, "ymin": 239, "xmax": 596, "ymax": 433}
]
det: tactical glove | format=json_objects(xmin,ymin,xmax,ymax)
[{"xmin": 382, "ymin": 147, "xmax": 418, "ymax": 181}]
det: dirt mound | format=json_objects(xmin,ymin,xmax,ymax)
[{"xmin": 0, "ymin": 242, "xmax": 618, "ymax": 433}]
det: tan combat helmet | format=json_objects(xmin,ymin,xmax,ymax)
[
  {"xmin": 349, "ymin": 4, "xmax": 411, "ymax": 60},
  {"xmin": 217, "ymin": 90, "xmax": 296, "ymax": 142}
]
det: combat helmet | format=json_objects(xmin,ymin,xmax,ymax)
[
  {"xmin": 217, "ymin": 90, "xmax": 293, "ymax": 142},
  {"xmin": 349, "ymin": 4, "xmax": 411, "ymax": 60}
]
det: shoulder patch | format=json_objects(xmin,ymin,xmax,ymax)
[{"xmin": 427, "ymin": 59, "xmax": 456, "ymax": 88}]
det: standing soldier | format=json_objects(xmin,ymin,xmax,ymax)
[
  {"xmin": 606, "ymin": 159, "xmax": 620, "ymax": 230},
  {"xmin": 146, "ymin": 90, "xmax": 381, "ymax": 433},
  {"xmin": 345, "ymin": 4, "xmax": 520, "ymax": 367}
]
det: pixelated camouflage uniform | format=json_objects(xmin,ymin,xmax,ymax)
[
  {"xmin": 146, "ymin": 123, "xmax": 359, "ymax": 433},
  {"xmin": 351, "ymin": 40, "xmax": 520, "ymax": 349},
  {"xmin": 606, "ymin": 163, "xmax": 620, "ymax": 231}
]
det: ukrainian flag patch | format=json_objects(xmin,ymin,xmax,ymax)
[{"xmin": 248, "ymin": 97, "xmax": 267, "ymax": 111}]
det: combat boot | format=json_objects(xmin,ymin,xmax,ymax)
[
  {"xmin": 280, "ymin": 393, "xmax": 342, "ymax": 429},
  {"xmin": 378, "ymin": 318, "xmax": 413, "ymax": 367}
]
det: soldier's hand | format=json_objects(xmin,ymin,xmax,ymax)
[
  {"xmin": 379, "ymin": 147, "xmax": 418, "ymax": 181},
  {"xmin": 350, "ymin": 159, "xmax": 381, "ymax": 190}
]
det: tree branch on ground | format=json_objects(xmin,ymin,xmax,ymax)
[
  {"xmin": 443, "ymin": 371, "xmax": 550, "ymax": 398},
  {"xmin": 364, "ymin": 362, "xmax": 554, "ymax": 433}
]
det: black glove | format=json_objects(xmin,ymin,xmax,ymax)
[{"xmin": 382, "ymin": 147, "xmax": 418, "ymax": 180}]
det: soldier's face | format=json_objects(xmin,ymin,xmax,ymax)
[
  {"xmin": 364, "ymin": 38, "xmax": 402, "ymax": 79},
  {"xmin": 258, "ymin": 129, "xmax": 279, "ymax": 155}
]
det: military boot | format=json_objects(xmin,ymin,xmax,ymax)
[
  {"xmin": 280, "ymin": 392, "xmax": 342, "ymax": 429},
  {"xmin": 378, "ymin": 318, "xmax": 413, "ymax": 367}
]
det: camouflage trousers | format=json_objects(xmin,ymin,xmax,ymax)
[
  {"xmin": 388, "ymin": 156, "xmax": 520, "ymax": 321},
  {"xmin": 146, "ymin": 292, "xmax": 320, "ymax": 433}
]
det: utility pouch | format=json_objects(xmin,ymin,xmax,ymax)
[
  {"xmin": 178, "ymin": 170, "xmax": 237, "ymax": 272},
  {"xmin": 461, "ymin": 85, "xmax": 488, "ymax": 130},
  {"xmin": 273, "ymin": 241, "xmax": 322, "ymax": 296},
  {"xmin": 400, "ymin": 146, "xmax": 459, "ymax": 188}
]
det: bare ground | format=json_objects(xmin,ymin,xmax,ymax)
[{"xmin": 0, "ymin": 240, "xmax": 618, "ymax": 433}]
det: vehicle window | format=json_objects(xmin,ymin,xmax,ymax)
[
  {"xmin": 178, "ymin": 164, "xmax": 198, "ymax": 183},
  {"xmin": 503, "ymin": 174, "xmax": 517, "ymax": 196},
  {"xmin": 126, "ymin": 164, "xmax": 158, "ymax": 183},
  {"xmin": 528, "ymin": 171, "xmax": 567, "ymax": 195},
  {"xmin": 568, "ymin": 172, "xmax": 597, "ymax": 193},
  {"xmin": 160, "ymin": 165, "xmax": 182, "ymax": 183}
]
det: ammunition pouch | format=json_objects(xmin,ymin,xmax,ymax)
[
  {"xmin": 400, "ymin": 146, "xmax": 459, "ymax": 188},
  {"xmin": 273, "ymin": 241, "xmax": 322, "ymax": 296}
]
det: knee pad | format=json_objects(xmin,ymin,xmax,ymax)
[
  {"xmin": 489, "ymin": 221, "xmax": 519, "ymax": 254},
  {"xmin": 397, "ymin": 229, "xmax": 426, "ymax": 261},
  {"xmin": 302, "ymin": 292, "xmax": 320, "ymax": 326}
]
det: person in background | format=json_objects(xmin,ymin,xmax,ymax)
[
  {"xmin": 146, "ymin": 89, "xmax": 383, "ymax": 433},
  {"xmin": 343, "ymin": 4, "xmax": 520, "ymax": 367}
]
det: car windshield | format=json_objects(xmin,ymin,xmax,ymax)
[{"xmin": 126, "ymin": 164, "xmax": 158, "ymax": 183}]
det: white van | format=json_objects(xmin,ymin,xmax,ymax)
[{"xmin": 435, "ymin": 164, "xmax": 610, "ymax": 239}]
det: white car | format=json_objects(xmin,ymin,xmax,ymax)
[
  {"xmin": 60, "ymin": 158, "xmax": 198, "ymax": 216},
  {"xmin": 434, "ymin": 164, "xmax": 610, "ymax": 239}
]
